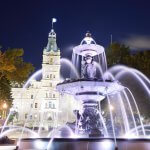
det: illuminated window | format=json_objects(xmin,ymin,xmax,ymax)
[
  {"xmin": 35, "ymin": 103, "xmax": 38, "ymax": 108},
  {"xmin": 34, "ymin": 114, "xmax": 38, "ymax": 119}
]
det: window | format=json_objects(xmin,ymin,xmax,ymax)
[
  {"xmin": 46, "ymin": 93, "xmax": 48, "ymax": 98},
  {"xmin": 47, "ymin": 74, "xmax": 49, "ymax": 78},
  {"xmin": 35, "ymin": 103, "xmax": 38, "ymax": 108},
  {"xmin": 53, "ymin": 75, "xmax": 55, "ymax": 78},
  {"xmin": 50, "ymin": 74, "xmax": 52, "ymax": 78},
  {"xmin": 53, "ymin": 104, "xmax": 56, "ymax": 109},
  {"xmin": 31, "ymin": 104, "xmax": 33, "ymax": 108},
  {"xmin": 31, "ymin": 95, "xmax": 33, "ymax": 99},
  {"xmin": 49, "ymin": 93, "xmax": 52, "ymax": 98},
  {"xmin": 50, "ymin": 58, "xmax": 53, "ymax": 63},
  {"xmin": 34, "ymin": 114, "xmax": 38, "ymax": 119},
  {"xmin": 49, "ymin": 102, "xmax": 52, "ymax": 108},
  {"xmin": 30, "ymin": 115, "xmax": 32, "ymax": 119},
  {"xmin": 25, "ymin": 113, "xmax": 28, "ymax": 119},
  {"xmin": 50, "ymin": 83, "xmax": 52, "ymax": 87},
  {"xmin": 53, "ymin": 94, "xmax": 55, "ymax": 98}
]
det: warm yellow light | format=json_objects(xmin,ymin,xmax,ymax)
[
  {"xmin": 110, "ymin": 105, "xmax": 114, "ymax": 111},
  {"xmin": 2, "ymin": 103, "xmax": 7, "ymax": 109}
]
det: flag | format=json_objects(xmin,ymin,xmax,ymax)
[{"xmin": 52, "ymin": 18, "xmax": 57, "ymax": 23}]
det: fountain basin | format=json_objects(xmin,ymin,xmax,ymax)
[
  {"xmin": 0, "ymin": 145, "xmax": 17, "ymax": 150},
  {"xmin": 17, "ymin": 138, "xmax": 150, "ymax": 150},
  {"xmin": 73, "ymin": 44, "xmax": 104, "ymax": 56},
  {"xmin": 57, "ymin": 79, "xmax": 124, "ymax": 101}
]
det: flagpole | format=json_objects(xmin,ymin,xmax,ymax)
[{"xmin": 52, "ymin": 19, "xmax": 53, "ymax": 29}]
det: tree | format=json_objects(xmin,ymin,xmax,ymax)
[
  {"xmin": 0, "ymin": 48, "xmax": 34, "ymax": 104},
  {"xmin": 106, "ymin": 42, "xmax": 150, "ymax": 78},
  {"xmin": 106, "ymin": 42, "xmax": 130, "ymax": 67}
]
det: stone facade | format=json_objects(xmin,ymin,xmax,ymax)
[{"xmin": 11, "ymin": 29, "xmax": 61, "ymax": 129}]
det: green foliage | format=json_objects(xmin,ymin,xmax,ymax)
[
  {"xmin": 125, "ymin": 51, "xmax": 150, "ymax": 77},
  {"xmin": 0, "ymin": 48, "xmax": 34, "ymax": 102},
  {"xmin": 106, "ymin": 42, "xmax": 150, "ymax": 78},
  {"xmin": 0, "ymin": 76, "xmax": 12, "ymax": 102},
  {"xmin": 106, "ymin": 42, "xmax": 130, "ymax": 67}
]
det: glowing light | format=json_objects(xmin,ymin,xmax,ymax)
[
  {"xmin": 109, "ymin": 105, "xmax": 114, "ymax": 111},
  {"xmin": 124, "ymin": 133, "xmax": 138, "ymax": 139},
  {"xmin": 2, "ymin": 103, "xmax": 7, "ymax": 109},
  {"xmin": 101, "ymin": 140, "xmax": 113, "ymax": 150},
  {"xmin": 52, "ymin": 18, "xmax": 57, "ymax": 23},
  {"xmin": 34, "ymin": 140, "xmax": 46, "ymax": 149}
]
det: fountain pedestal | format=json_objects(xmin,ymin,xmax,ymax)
[{"xmin": 80, "ymin": 104, "xmax": 103, "ymax": 137}]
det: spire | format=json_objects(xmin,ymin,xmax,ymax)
[
  {"xmin": 44, "ymin": 18, "xmax": 59, "ymax": 52},
  {"xmin": 45, "ymin": 29, "xmax": 58, "ymax": 52}
]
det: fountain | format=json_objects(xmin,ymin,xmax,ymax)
[
  {"xmin": 57, "ymin": 32, "xmax": 124, "ymax": 138},
  {"xmin": 1, "ymin": 32, "xmax": 150, "ymax": 150}
]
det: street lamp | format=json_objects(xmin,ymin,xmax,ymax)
[
  {"xmin": 2, "ymin": 103, "xmax": 8, "ymax": 109},
  {"xmin": 2, "ymin": 102, "xmax": 8, "ymax": 119}
]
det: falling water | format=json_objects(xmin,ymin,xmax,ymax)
[
  {"xmin": 126, "ymin": 87, "xmax": 146, "ymax": 136},
  {"xmin": 122, "ymin": 90, "xmax": 139, "ymax": 136},
  {"xmin": 60, "ymin": 58, "xmax": 80, "ymax": 79},
  {"xmin": 23, "ymin": 69, "xmax": 42, "ymax": 88}
]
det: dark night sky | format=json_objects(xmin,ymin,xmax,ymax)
[{"xmin": 0, "ymin": 0, "xmax": 150, "ymax": 70}]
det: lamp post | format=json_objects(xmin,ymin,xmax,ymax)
[{"xmin": 2, "ymin": 102, "xmax": 8, "ymax": 119}]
